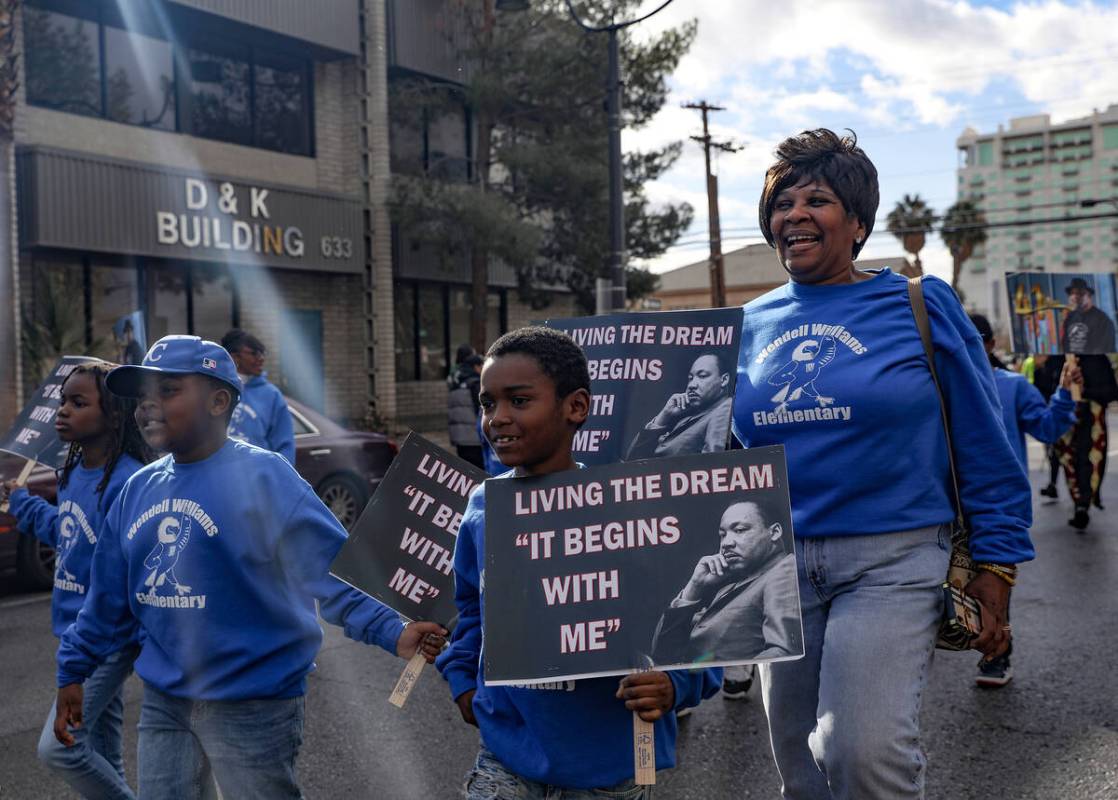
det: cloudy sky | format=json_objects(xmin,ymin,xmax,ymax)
[{"xmin": 625, "ymin": 0, "xmax": 1118, "ymax": 281}]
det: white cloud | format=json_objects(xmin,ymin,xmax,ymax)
[{"xmin": 628, "ymin": 0, "xmax": 1118, "ymax": 274}]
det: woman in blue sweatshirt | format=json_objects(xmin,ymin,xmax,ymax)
[
  {"xmin": 732, "ymin": 130, "xmax": 1033, "ymax": 800},
  {"xmin": 3, "ymin": 362, "xmax": 149, "ymax": 800},
  {"xmin": 52, "ymin": 336, "xmax": 445, "ymax": 799},
  {"xmin": 437, "ymin": 328, "xmax": 721, "ymax": 797}
]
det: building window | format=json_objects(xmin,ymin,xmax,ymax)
[
  {"xmin": 388, "ymin": 79, "xmax": 470, "ymax": 181},
  {"xmin": 254, "ymin": 52, "xmax": 311, "ymax": 156},
  {"xmin": 978, "ymin": 141, "xmax": 994, "ymax": 166},
  {"xmin": 103, "ymin": 24, "xmax": 175, "ymax": 129},
  {"xmin": 145, "ymin": 263, "xmax": 189, "ymax": 342},
  {"xmin": 395, "ymin": 282, "xmax": 509, "ymax": 382},
  {"xmin": 395, "ymin": 283, "xmax": 419, "ymax": 382},
  {"xmin": 190, "ymin": 263, "xmax": 235, "ymax": 341},
  {"xmin": 89, "ymin": 261, "xmax": 140, "ymax": 349},
  {"xmin": 23, "ymin": 4, "xmax": 102, "ymax": 118},
  {"xmin": 184, "ymin": 46, "xmax": 252, "ymax": 147},
  {"xmin": 23, "ymin": 1, "xmax": 313, "ymax": 156},
  {"xmin": 1105, "ymin": 124, "xmax": 1118, "ymax": 150}
]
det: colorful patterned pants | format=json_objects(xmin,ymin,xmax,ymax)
[{"xmin": 1055, "ymin": 401, "xmax": 1109, "ymax": 510}]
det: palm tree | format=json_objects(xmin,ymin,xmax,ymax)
[
  {"xmin": 940, "ymin": 200, "xmax": 988, "ymax": 292},
  {"xmin": 886, "ymin": 194, "xmax": 936, "ymax": 277}
]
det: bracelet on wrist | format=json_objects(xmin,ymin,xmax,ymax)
[{"xmin": 976, "ymin": 563, "xmax": 1017, "ymax": 586}]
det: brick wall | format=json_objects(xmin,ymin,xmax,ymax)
[
  {"xmin": 314, "ymin": 60, "xmax": 362, "ymax": 197},
  {"xmin": 234, "ymin": 267, "xmax": 367, "ymax": 424}
]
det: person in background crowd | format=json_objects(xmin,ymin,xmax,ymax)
[
  {"xmin": 733, "ymin": 129, "xmax": 1032, "ymax": 800},
  {"xmin": 221, "ymin": 329, "xmax": 295, "ymax": 464},
  {"xmin": 113, "ymin": 318, "xmax": 145, "ymax": 367},
  {"xmin": 448, "ymin": 346, "xmax": 486, "ymax": 470},
  {"xmin": 1033, "ymin": 355, "xmax": 1065, "ymax": 501},
  {"xmin": 969, "ymin": 314, "xmax": 1079, "ymax": 687},
  {"xmin": 2, "ymin": 361, "xmax": 150, "ymax": 800},
  {"xmin": 1046, "ymin": 354, "xmax": 1118, "ymax": 529}
]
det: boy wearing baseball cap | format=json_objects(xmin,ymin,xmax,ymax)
[{"xmin": 54, "ymin": 336, "xmax": 445, "ymax": 799}]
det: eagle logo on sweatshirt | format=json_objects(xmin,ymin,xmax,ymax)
[
  {"xmin": 55, "ymin": 514, "xmax": 81, "ymax": 583},
  {"xmin": 767, "ymin": 335, "xmax": 838, "ymax": 413},
  {"xmin": 143, "ymin": 516, "xmax": 194, "ymax": 597}
]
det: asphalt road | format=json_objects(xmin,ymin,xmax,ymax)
[{"xmin": 1, "ymin": 465, "xmax": 1115, "ymax": 799}]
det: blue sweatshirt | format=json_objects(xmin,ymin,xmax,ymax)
[
  {"xmin": 993, "ymin": 370, "xmax": 1076, "ymax": 469},
  {"xmin": 436, "ymin": 478, "xmax": 721, "ymax": 790},
  {"xmin": 56, "ymin": 439, "xmax": 405, "ymax": 699},
  {"xmin": 732, "ymin": 269, "xmax": 1033, "ymax": 565},
  {"xmin": 9, "ymin": 455, "xmax": 143, "ymax": 637},
  {"xmin": 228, "ymin": 373, "xmax": 295, "ymax": 464}
]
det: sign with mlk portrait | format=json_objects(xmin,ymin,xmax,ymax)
[
  {"xmin": 543, "ymin": 308, "xmax": 744, "ymax": 466},
  {"xmin": 482, "ymin": 447, "xmax": 804, "ymax": 685}
]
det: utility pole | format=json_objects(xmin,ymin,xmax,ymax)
[{"xmin": 684, "ymin": 101, "xmax": 740, "ymax": 308}]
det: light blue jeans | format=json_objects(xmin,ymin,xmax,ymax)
[
  {"xmin": 759, "ymin": 525, "xmax": 949, "ymax": 800},
  {"xmin": 39, "ymin": 644, "xmax": 139, "ymax": 800},
  {"xmin": 137, "ymin": 685, "xmax": 305, "ymax": 800},
  {"xmin": 465, "ymin": 746, "xmax": 652, "ymax": 799}
]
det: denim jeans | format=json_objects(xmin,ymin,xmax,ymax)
[
  {"xmin": 759, "ymin": 525, "xmax": 949, "ymax": 800},
  {"xmin": 465, "ymin": 746, "xmax": 652, "ymax": 799},
  {"xmin": 39, "ymin": 644, "xmax": 139, "ymax": 800},
  {"xmin": 137, "ymin": 685, "xmax": 305, "ymax": 800}
]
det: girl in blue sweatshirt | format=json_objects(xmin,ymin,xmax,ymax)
[
  {"xmin": 4, "ymin": 361, "xmax": 149, "ymax": 800},
  {"xmin": 51, "ymin": 336, "xmax": 445, "ymax": 800},
  {"xmin": 968, "ymin": 314, "xmax": 1079, "ymax": 688},
  {"xmin": 437, "ymin": 328, "xmax": 720, "ymax": 797}
]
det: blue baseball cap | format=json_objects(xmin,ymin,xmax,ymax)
[{"xmin": 106, "ymin": 335, "xmax": 243, "ymax": 399}]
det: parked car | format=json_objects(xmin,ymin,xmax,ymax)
[{"xmin": 0, "ymin": 398, "xmax": 397, "ymax": 589}]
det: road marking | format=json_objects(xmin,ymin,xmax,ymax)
[{"xmin": 0, "ymin": 592, "xmax": 51, "ymax": 609}]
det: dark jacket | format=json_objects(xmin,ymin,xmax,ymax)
[{"xmin": 448, "ymin": 364, "xmax": 481, "ymax": 447}]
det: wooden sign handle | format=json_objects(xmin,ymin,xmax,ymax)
[
  {"xmin": 1066, "ymin": 354, "xmax": 1082, "ymax": 402},
  {"xmin": 633, "ymin": 711, "xmax": 656, "ymax": 786},
  {"xmin": 388, "ymin": 653, "xmax": 427, "ymax": 708},
  {"xmin": 0, "ymin": 459, "xmax": 36, "ymax": 514}
]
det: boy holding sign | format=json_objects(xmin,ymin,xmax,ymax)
[
  {"xmin": 437, "ymin": 327, "xmax": 720, "ymax": 797},
  {"xmin": 51, "ymin": 336, "xmax": 445, "ymax": 799}
]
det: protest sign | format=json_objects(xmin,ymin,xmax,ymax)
[
  {"xmin": 331, "ymin": 433, "xmax": 487, "ymax": 707},
  {"xmin": 482, "ymin": 446, "xmax": 803, "ymax": 686},
  {"xmin": 543, "ymin": 308, "xmax": 744, "ymax": 465},
  {"xmin": 1006, "ymin": 271, "xmax": 1118, "ymax": 354},
  {"xmin": 0, "ymin": 356, "xmax": 101, "ymax": 468},
  {"xmin": 331, "ymin": 432, "xmax": 487, "ymax": 626}
]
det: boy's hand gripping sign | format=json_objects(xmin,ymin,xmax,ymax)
[{"xmin": 331, "ymin": 433, "xmax": 487, "ymax": 706}]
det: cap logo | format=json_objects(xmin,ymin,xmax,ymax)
[
  {"xmin": 202, "ymin": 358, "xmax": 217, "ymax": 370},
  {"xmin": 147, "ymin": 342, "xmax": 168, "ymax": 363}
]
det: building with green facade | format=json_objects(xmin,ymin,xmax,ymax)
[{"xmin": 955, "ymin": 104, "xmax": 1118, "ymax": 334}]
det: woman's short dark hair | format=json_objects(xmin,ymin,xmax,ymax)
[
  {"xmin": 759, "ymin": 129, "xmax": 879, "ymax": 259},
  {"xmin": 486, "ymin": 326, "xmax": 590, "ymax": 399}
]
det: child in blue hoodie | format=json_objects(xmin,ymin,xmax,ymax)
[
  {"xmin": 3, "ymin": 361, "xmax": 149, "ymax": 800},
  {"xmin": 436, "ymin": 327, "xmax": 721, "ymax": 797},
  {"xmin": 969, "ymin": 314, "xmax": 1079, "ymax": 688},
  {"xmin": 52, "ymin": 336, "xmax": 445, "ymax": 799},
  {"xmin": 220, "ymin": 328, "xmax": 295, "ymax": 463}
]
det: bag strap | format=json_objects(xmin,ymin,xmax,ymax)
[{"xmin": 906, "ymin": 276, "xmax": 965, "ymax": 528}]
